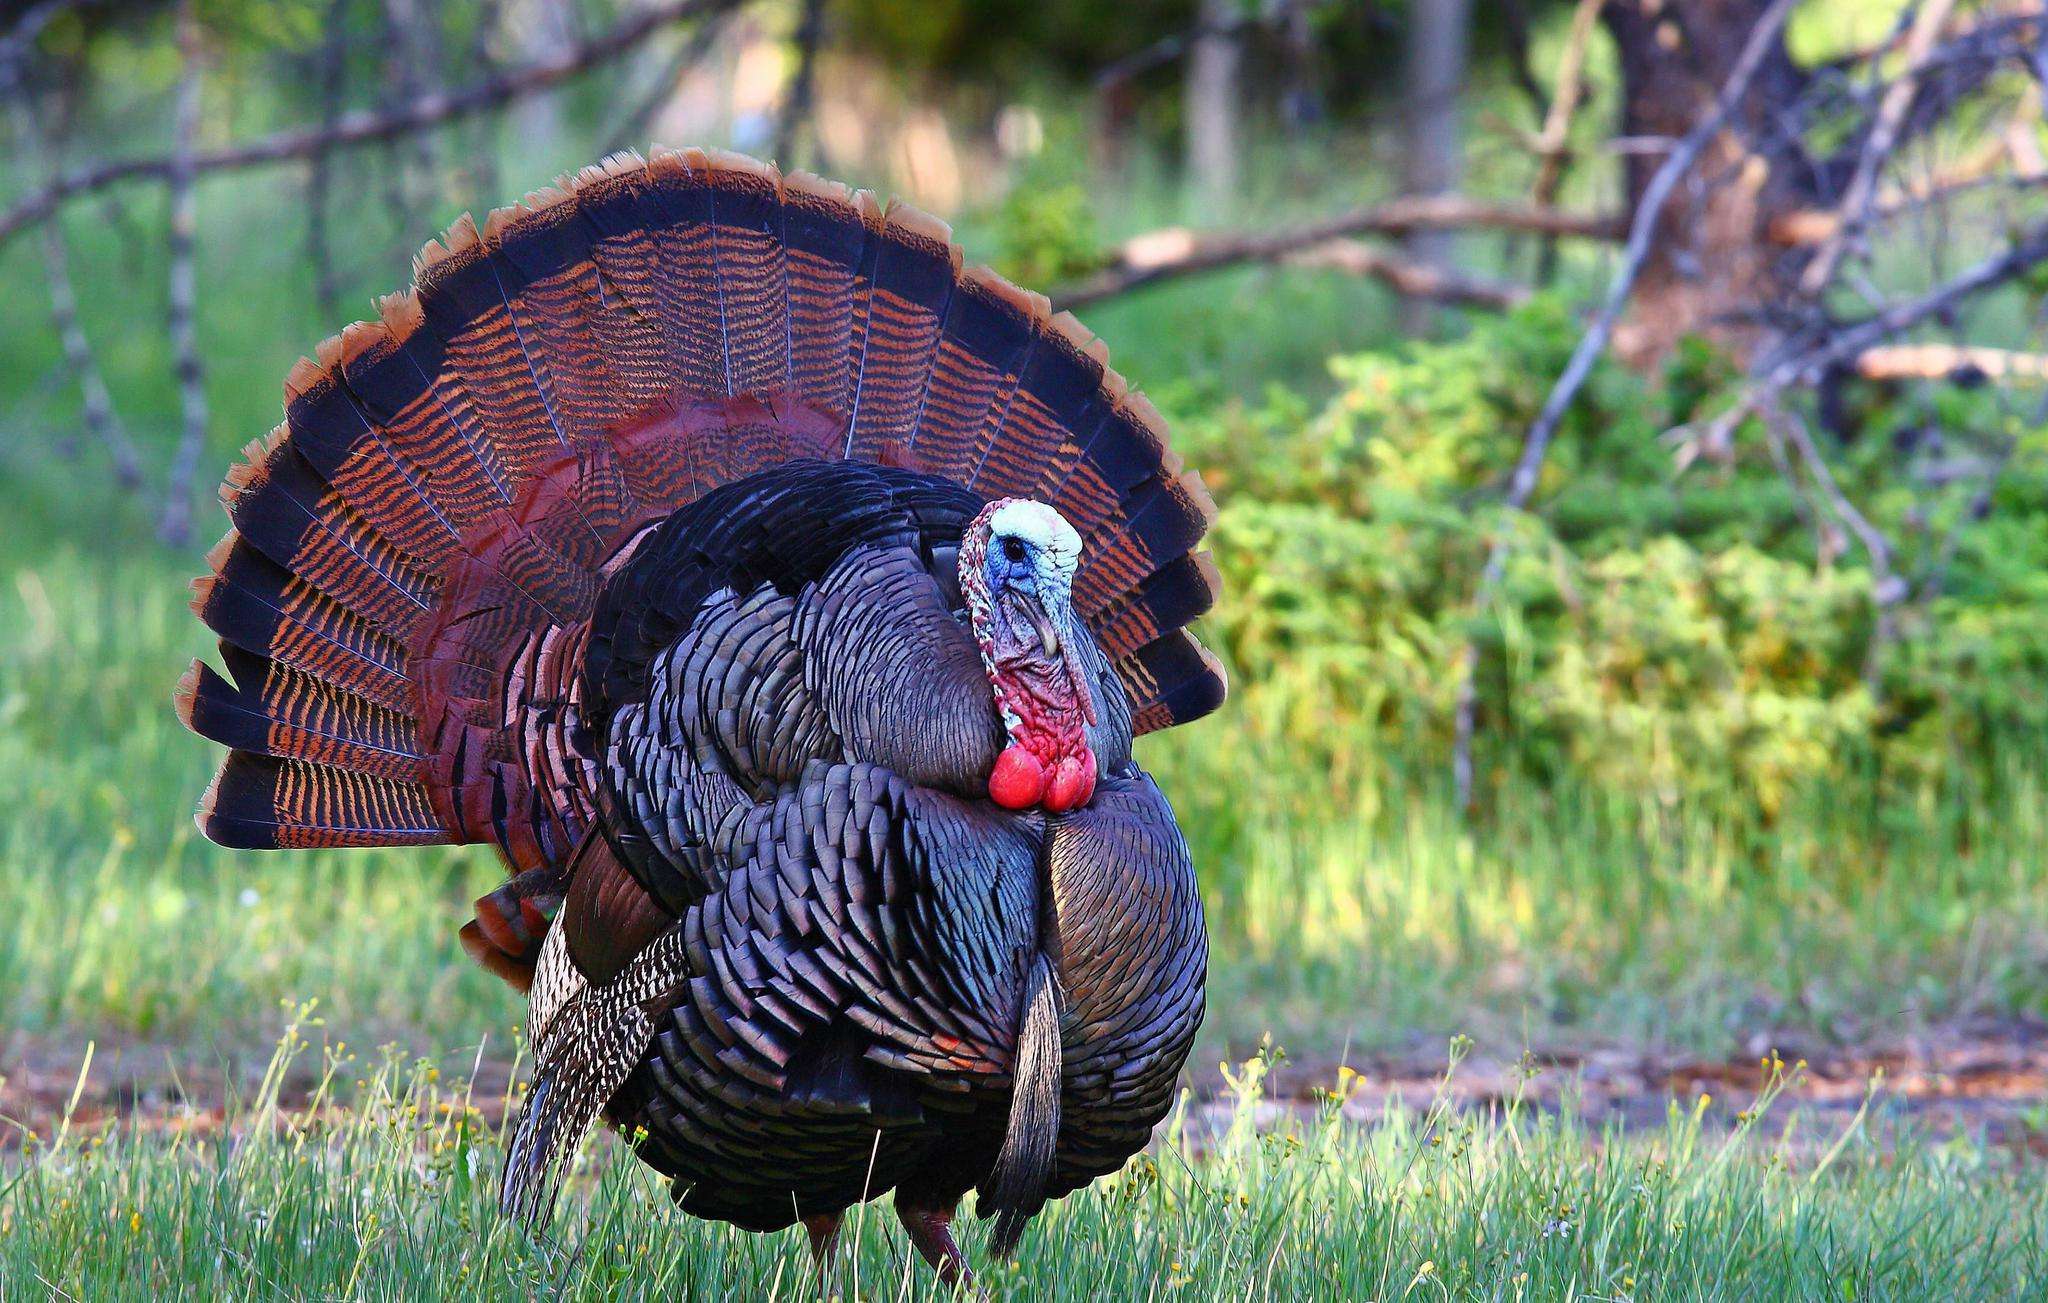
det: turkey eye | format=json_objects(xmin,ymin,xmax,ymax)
[{"xmin": 1001, "ymin": 537, "xmax": 1027, "ymax": 563}]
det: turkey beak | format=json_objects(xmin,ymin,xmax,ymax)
[
  {"xmin": 1024, "ymin": 598, "xmax": 1060, "ymax": 658},
  {"xmin": 1001, "ymin": 586, "xmax": 1061, "ymax": 659}
]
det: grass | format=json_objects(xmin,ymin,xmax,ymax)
[{"xmin": 5, "ymin": 1028, "xmax": 2044, "ymax": 1298}]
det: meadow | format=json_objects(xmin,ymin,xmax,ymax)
[{"xmin": 4, "ymin": 6, "xmax": 2048, "ymax": 1290}]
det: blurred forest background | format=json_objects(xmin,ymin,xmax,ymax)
[{"xmin": 1, "ymin": 0, "xmax": 2046, "ymax": 1080}]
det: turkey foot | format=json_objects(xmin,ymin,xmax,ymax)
[
  {"xmin": 896, "ymin": 1199, "xmax": 973, "ymax": 1289},
  {"xmin": 803, "ymin": 1211, "xmax": 843, "ymax": 1287}
]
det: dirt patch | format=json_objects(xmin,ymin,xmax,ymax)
[
  {"xmin": 1184, "ymin": 1015, "xmax": 2048, "ymax": 1159},
  {"xmin": 7, "ymin": 1018, "xmax": 2048, "ymax": 1159}
]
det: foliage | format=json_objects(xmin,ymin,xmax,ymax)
[
  {"xmin": 989, "ymin": 179, "xmax": 1104, "ymax": 288},
  {"xmin": 1168, "ymin": 297, "xmax": 2048, "ymax": 816}
]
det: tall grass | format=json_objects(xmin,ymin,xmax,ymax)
[{"xmin": 4, "ymin": 1025, "xmax": 2043, "ymax": 1297}]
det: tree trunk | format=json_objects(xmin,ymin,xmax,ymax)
[
  {"xmin": 1400, "ymin": 0, "xmax": 1472, "ymax": 335},
  {"xmin": 1601, "ymin": 0, "xmax": 1818, "ymax": 365},
  {"xmin": 1185, "ymin": 0, "xmax": 1241, "ymax": 220}
]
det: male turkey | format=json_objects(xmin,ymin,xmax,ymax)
[{"xmin": 175, "ymin": 148, "xmax": 1222, "ymax": 1282}]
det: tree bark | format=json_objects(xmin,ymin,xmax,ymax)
[
  {"xmin": 1600, "ymin": 0, "xmax": 1819, "ymax": 365},
  {"xmin": 1184, "ymin": 0, "xmax": 1241, "ymax": 220},
  {"xmin": 158, "ymin": 0, "xmax": 208, "ymax": 547},
  {"xmin": 1401, "ymin": 0, "xmax": 1473, "ymax": 335}
]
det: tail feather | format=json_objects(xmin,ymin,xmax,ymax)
[
  {"xmin": 219, "ymin": 435, "xmax": 434, "ymax": 640},
  {"xmin": 282, "ymin": 343, "xmax": 463, "ymax": 568},
  {"xmin": 1089, "ymin": 552, "xmax": 1223, "ymax": 661},
  {"xmin": 782, "ymin": 170, "xmax": 870, "ymax": 418},
  {"xmin": 642, "ymin": 148, "xmax": 729, "ymax": 398},
  {"xmin": 192, "ymin": 543, "xmax": 414, "ymax": 714},
  {"xmin": 198, "ymin": 752, "xmax": 444, "ymax": 850},
  {"xmin": 177, "ymin": 648, "xmax": 423, "ymax": 783},
  {"xmin": 703, "ymin": 150, "xmax": 791, "ymax": 398},
  {"xmin": 847, "ymin": 202, "xmax": 959, "ymax": 465},
  {"xmin": 906, "ymin": 267, "xmax": 1041, "ymax": 484},
  {"xmin": 1118, "ymin": 632, "xmax": 1229, "ymax": 737}
]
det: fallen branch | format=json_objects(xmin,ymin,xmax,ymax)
[
  {"xmin": 1049, "ymin": 197, "xmax": 1620, "ymax": 311},
  {"xmin": 0, "ymin": 0, "xmax": 722, "ymax": 251},
  {"xmin": 1855, "ymin": 343, "xmax": 2048, "ymax": 384},
  {"xmin": 1285, "ymin": 239, "xmax": 1527, "ymax": 310},
  {"xmin": 1450, "ymin": 0, "xmax": 1802, "ymax": 811}
]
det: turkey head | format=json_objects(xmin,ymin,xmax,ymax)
[{"xmin": 961, "ymin": 499, "xmax": 1099, "ymax": 813}]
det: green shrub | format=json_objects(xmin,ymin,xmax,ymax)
[{"xmin": 1169, "ymin": 298, "xmax": 2048, "ymax": 815}]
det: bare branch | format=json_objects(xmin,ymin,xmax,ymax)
[
  {"xmin": 1679, "ymin": 217, "xmax": 2048, "ymax": 692},
  {"xmin": 37, "ymin": 221, "xmax": 143, "ymax": 487},
  {"xmin": 1285, "ymin": 239, "xmax": 1528, "ymax": 310},
  {"xmin": 1530, "ymin": 0, "xmax": 1603, "ymax": 207},
  {"xmin": 3, "ymin": 5, "xmax": 143, "ymax": 486},
  {"xmin": 0, "ymin": 0, "xmax": 725, "ymax": 251},
  {"xmin": 1799, "ymin": 0, "xmax": 1960, "ymax": 295},
  {"xmin": 1763, "ymin": 401, "xmax": 1904, "ymax": 688},
  {"xmin": 1049, "ymin": 197, "xmax": 1621, "ymax": 312},
  {"xmin": 602, "ymin": 1, "xmax": 741, "ymax": 156},
  {"xmin": 381, "ymin": 0, "xmax": 444, "ymax": 216},
  {"xmin": 1763, "ymin": 218, "xmax": 2048, "ymax": 390},
  {"xmin": 1769, "ymin": 164, "xmax": 2048, "ymax": 245},
  {"xmin": 303, "ymin": 0, "xmax": 350, "ymax": 321},
  {"xmin": 1918, "ymin": 433, "xmax": 2022, "ymax": 610},
  {"xmin": 0, "ymin": 0, "xmax": 76, "ymax": 69},
  {"xmin": 462, "ymin": 0, "xmax": 506, "ymax": 203},
  {"xmin": 158, "ymin": 2, "xmax": 209, "ymax": 548},
  {"xmin": 1451, "ymin": 0, "xmax": 1803, "ymax": 810},
  {"xmin": 1094, "ymin": 0, "xmax": 1310, "ymax": 93}
]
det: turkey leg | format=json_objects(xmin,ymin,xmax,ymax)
[{"xmin": 895, "ymin": 1199, "xmax": 972, "ymax": 1287}]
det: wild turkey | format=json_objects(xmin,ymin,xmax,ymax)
[{"xmin": 175, "ymin": 147, "xmax": 1222, "ymax": 1281}]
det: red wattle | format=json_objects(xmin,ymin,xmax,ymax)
[
  {"xmin": 1043, "ymin": 751, "xmax": 1097, "ymax": 813},
  {"xmin": 988, "ymin": 746, "xmax": 1047, "ymax": 810}
]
